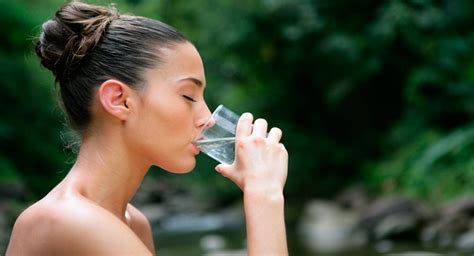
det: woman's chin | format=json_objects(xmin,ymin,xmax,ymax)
[
  {"xmin": 157, "ymin": 159, "xmax": 196, "ymax": 174},
  {"xmin": 174, "ymin": 165, "xmax": 195, "ymax": 174}
]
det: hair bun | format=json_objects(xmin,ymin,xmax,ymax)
[{"xmin": 35, "ymin": 1, "xmax": 118, "ymax": 81}]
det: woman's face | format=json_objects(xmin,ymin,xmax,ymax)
[{"xmin": 126, "ymin": 42, "xmax": 211, "ymax": 173}]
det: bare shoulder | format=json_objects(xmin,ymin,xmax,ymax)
[
  {"xmin": 7, "ymin": 197, "xmax": 152, "ymax": 255},
  {"xmin": 127, "ymin": 203, "xmax": 155, "ymax": 252},
  {"xmin": 127, "ymin": 203, "xmax": 150, "ymax": 228}
]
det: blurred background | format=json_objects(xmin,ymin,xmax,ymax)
[{"xmin": 2, "ymin": 0, "xmax": 474, "ymax": 255}]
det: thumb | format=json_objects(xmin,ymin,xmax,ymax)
[
  {"xmin": 215, "ymin": 164, "xmax": 230, "ymax": 176},
  {"xmin": 215, "ymin": 164, "xmax": 243, "ymax": 190},
  {"xmin": 215, "ymin": 163, "xmax": 237, "ymax": 180}
]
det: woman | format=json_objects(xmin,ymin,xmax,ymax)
[{"xmin": 6, "ymin": 1, "xmax": 288, "ymax": 255}]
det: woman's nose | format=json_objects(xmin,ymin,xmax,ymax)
[{"xmin": 196, "ymin": 103, "xmax": 213, "ymax": 128}]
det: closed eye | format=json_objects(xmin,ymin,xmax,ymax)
[{"xmin": 182, "ymin": 95, "xmax": 197, "ymax": 102}]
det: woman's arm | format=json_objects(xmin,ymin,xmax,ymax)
[
  {"xmin": 244, "ymin": 189, "xmax": 287, "ymax": 255},
  {"xmin": 215, "ymin": 113, "xmax": 288, "ymax": 255}
]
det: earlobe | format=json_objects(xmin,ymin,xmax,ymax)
[{"xmin": 98, "ymin": 79, "xmax": 132, "ymax": 121}]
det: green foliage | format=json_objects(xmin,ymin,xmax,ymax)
[
  {"xmin": 2, "ymin": 0, "xmax": 474, "ymax": 204},
  {"xmin": 154, "ymin": 0, "xmax": 474, "ymax": 200},
  {"xmin": 0, "ymin": 0, "xmax": 67, "ymax": 196},
  {"xmin": 364, "ymin": 120, "xmax": 474, "ymax": 203}
]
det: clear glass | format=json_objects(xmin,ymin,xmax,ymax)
[{"xmin": 196, "ymin": 105, "xmax": 240, "ymax": 164}]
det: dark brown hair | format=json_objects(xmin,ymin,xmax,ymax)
[{"xmin": 35, "ymin": 1, "xmax": 187, "ymax": 133}]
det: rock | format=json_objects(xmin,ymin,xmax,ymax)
[
  {"xmin": 421, "ymin": 225, "xmax": 456, "ymax": 247},
  {"xmin": 442, "ymin": 197, "xmax": 474, "ymax": 217},
  {"xmin": 375, "ymin": 240, "xmax": 394, "ymax": 253},
  {"xmin": 133, "ymin": 177, "xmax": 216, "ymax": 219},
  {"xmin": 159, "ymin": 207, "xmax": 243, "ymax": 233},
  {"xmin": 384, "ymin": 252, "xmax": 443, "ymax": 256},
  {"xmin": 200, "ymin": 234, "xmax": 227, "ymax": 252},
  {"xmin": 204, "ymin": 249, "xmax": 246, "ymax": 256},
  {"xmin": 456, "ymin": 230, "xmax": 474, "ymax": 250},
  {"xmin": 0, "ymin": 181, "xmax": 29, "ymax": 200},
  {"xmin": 299, "ymin": 200, "xmax": 368, "ymax": 253},
  {"xmin": 373, "ymin": 212, "xmax": 418, "ymax": 239},
  {"xmin": 335, "ymin": 185, "xmax": 371, "ymax": 211},
  {"xmin": 360, "ymin": 196, "xmax": 427, "ymax": 240},
  {"xmin": 133, "ymin": 177, "xmax": 185, "ymax": 206},
  {"xmin": 164, "ymin": 192, "xmax": 209, "ymax": 213},
  {"xmin": 0, "ymin": 200, "xmax": 18, "ymax": 253},
  {"xmin": 139, "ymin": 204, "xmax": 167, "ymax": 224},
  {"xmin": 0, "ymin": 203, "xmax": 9, "ymax": 253},
  {"xmin": 421, "ymin": 197, "xmax": 474, "ymax": 247}
]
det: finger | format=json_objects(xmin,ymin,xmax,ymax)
[
  {"xmin": 215, "ymin": 164, "xmax": 226, "ymax": 174},
  {"xmin": 215, "ymin": 164, "xmax": 241, "ymax": 185},
  {"xmin": 252, "ymin": 118, "xmax": 268, "ymax": 137},
  {"xmin": 236, "ymin": 113, "xmax": 253, "ymax": 139},
  {"xmin": 267, "ymin": 127, "xmax": 282, "ymax": 143}
]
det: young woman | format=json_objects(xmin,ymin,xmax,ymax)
[{"xmin": 6, "ymin": 1, "xmax": 288, "ymax": 255}]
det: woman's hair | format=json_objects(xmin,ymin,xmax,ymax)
[{"xmin": 35, "ymin": 1, "xmax": 187, "ymax": 133}]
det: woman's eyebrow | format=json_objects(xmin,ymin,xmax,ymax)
[{"xmin": 179, "ymin": 77, "xmax": 204, "ymax": 88}]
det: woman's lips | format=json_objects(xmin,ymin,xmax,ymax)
[
  {"xmin": 192, "ymin": 141, "xmax": 200, "ymax": 154},
  {"xmin": 192, "ymin": 135, "xmax": 203, "ymax": 154}
]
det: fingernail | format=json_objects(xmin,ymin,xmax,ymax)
[{"xmin": 240, "ymin": 112, "xmax": 252, "ymax": 119}]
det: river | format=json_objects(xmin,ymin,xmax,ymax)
[{"xmin": 153, "ymin": 227, "xmax": 473, "ymax": 256}]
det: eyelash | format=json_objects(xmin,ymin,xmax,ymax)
[{"xmin": 182, "ymin": 95, "xmax": 197, "ymax": 102}]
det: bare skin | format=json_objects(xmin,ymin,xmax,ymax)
[
  {"xmin": 217, "ymin": 114, "xmax": 288, "ymax": 255},
  {"xmin": 7, "ymin": 42, "xmax": 288, "ymax": 255},
  {"xmin": 7, "ymin": 42, "xmax": 208, "ymax": 256}
]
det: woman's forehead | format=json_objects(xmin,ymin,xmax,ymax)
[
  {"xmin": 146, "ymin": 43, "xmax": 206, "ymax": 87},
  {"xmin": 151, "ymin": 43, "xmax": 205, "ymax": 85}
]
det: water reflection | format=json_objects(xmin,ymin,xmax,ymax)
[{"xmin": 154, "ymin": 227, "xmax": 474, "ymax": 256}]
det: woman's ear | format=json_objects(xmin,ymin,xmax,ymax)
[{"xmin": 98, "ymin": 79, "xmax": 133, "ymax": 121}]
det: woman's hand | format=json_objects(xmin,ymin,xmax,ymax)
[
  {"xmin": 215, "ymin": 112, "xmax": 288, "ymax": 195},
  {"xmin": 215, "ymin": 112, "xmax": 289, "ymax": 255}
]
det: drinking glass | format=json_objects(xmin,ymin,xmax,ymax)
[{"xmin": 196, "ymin": 105, "xmax": 239, "ymax": 164}]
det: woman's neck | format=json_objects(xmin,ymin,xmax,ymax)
[{"xmin": 65, "ymin": 131, "xmax": 150, "ymax": 222}]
